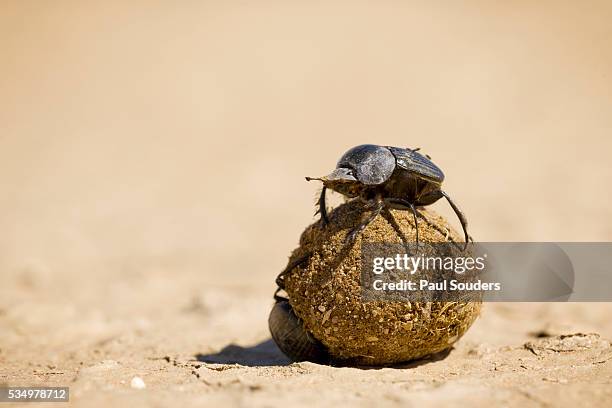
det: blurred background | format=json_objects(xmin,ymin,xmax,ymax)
[{"xmin": 1, "ymin": 0, "xmax": 612, "ymax": 382}]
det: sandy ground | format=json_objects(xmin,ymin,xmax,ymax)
[{"xmin": 1, "ymin": 1, "xmax": 612, "ymax": 407}]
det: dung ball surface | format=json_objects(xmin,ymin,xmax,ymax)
[{"xmin": 283, "ymin": 199, "xmax": 481, "ymax": 365}]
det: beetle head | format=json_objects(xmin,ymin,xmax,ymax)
[
  {"xmin": 306, "ymin": 167, "xmax": 362, "ymax": 197},
  {"xmin": 306, "ymin": 145, "xmax": 395, "ymax": 197}
]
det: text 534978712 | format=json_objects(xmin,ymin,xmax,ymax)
[{"xmin": 0, "ymin": 387, "xmax": 69, "ymax": 402}]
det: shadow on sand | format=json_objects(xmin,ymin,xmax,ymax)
[
  {"xmin": 195, "ymin": 338, "xmax": 291, "ymax": 367},
  {"xmin": 195, "ymin": 338, "xmax": 452, "ymax": 369}
]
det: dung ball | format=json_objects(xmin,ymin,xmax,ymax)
[{"xmin": 277, "ymin": 199, "xmax": 481, "ymax": 366}]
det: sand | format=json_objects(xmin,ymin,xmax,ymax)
[{"xmin": 1, "ymin": 1, "xmax": 612, "ymax": 407}]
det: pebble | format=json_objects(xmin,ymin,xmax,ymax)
[{"xmin": 130, "ymin": 376, "xmax": 146, "ymax": 389}]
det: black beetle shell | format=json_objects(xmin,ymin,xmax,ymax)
[
  {"xmin": 268, "ymin": 300, "xmax": 330, "ymax": 363},
  {"xmin": 387, "ymin": 146, "xmax": 445, "ymax": 183},
  {"xmin": 337, "ymin": 144, "xmax": 396, "ymax": 185}
]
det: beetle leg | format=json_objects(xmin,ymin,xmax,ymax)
[
  {"xmin": 384, "ymin": 198, "xmax": 421, "ymax": 248},
  {"xmin": 440, "ymin": 190, "xmax": 470, "ymax": 251},
  {"xmin": 274, "ymin": 252, "xmax": 312, "ymax": 301},
  {"xmin": 409, "ymin": 202, "xmax": 420, "ymax": 248},
  {"xmin": 315, "ymin": 186, "xmax": 329, "ymax": 226},
  {"xmin": 345, "ymin": 199, "xmax": 384, "ymax": 243},
  {"xmin": 274, "ymin": 287, "xmax": 288, "ymax": 302}
]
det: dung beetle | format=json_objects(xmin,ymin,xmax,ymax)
[
  {"xmin": 269, "ymin": 144, "xmax": 472, "ymax": 360},
  {"xmin": 306, "ymin": 144, "xmax": 470, "ymax": 249}
]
